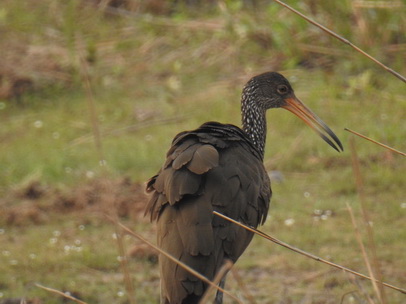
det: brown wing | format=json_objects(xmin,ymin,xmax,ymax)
[{"xmin": 145, "ymin": 122, "xmax": 272, "ymax": 303}]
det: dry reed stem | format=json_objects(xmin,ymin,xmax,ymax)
[
  {"xmin": 340, "ymin": 290, "xmax": 359, "ymax": 304},
  {"xmin": 345, "ymin": 128, "xmax": 406, "ymax": 156},
  {"xmin": 78, "ymin": 32, "xmax": 138, "ymax": 301},
  {"xmin": 265, "ymin": 132, "xmax": 303, "ymax": 169},
  {"xmin": 117, "ymin": 222, "xmax": 243, "ymax": 304},
  {"xmin": 349, "ymin": 138, "xmax": 387, "ymax": 303},
  {"xmin": 69, "ymin": 116, "xmax": 185, "ymax": 147},
  {"xmin": 114, "ymin": 224, "xmax": 137, "ymax": 304},
  {"xmin": 352, "ymin": 1, "xmax": 404, "ymax": 9},
  {"xmin": 298, "ymin": 43, "xmax": 351, "ymax": 56},
  {"xmin": 35, "ymin": 284, "xmax": 88, "ymax": 304},
  {"xmin": 77, "ymin": 36, "xmax": 105, "ymax": 164},
  {"xmin": 230, "ymin": 267, "xmax": 257, "ymax": 304},
  {"xmin": 271, "ymin": 0, "xmax": 406, "ymax": 83},
  {"xmin": 94, "ymin": 0, "xmax": 406, "ymax": 82},
  {"xmin": 199, "ymin": 259, "xmax": 234, "ymax": 304},
  {"xmin": 213, "ymin": 211, "xmax": 406, "ymax": 295},
  {"xmin": 101, "ymin": 180, "xmax": 137, "ymax": 303},
  {"xmin": 346, "ymin": 272, "xmax": 376, "ymax": 304},
  {"xmin": 95, "ymin": 0, "xmax": 225, "ymax": 31},
  {"xmin": 346, "ymin": 203, "xmax": 379, "ymax": 304}
]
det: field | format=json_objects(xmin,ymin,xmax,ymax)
[{"xmin": 0, "ymin": 1, "xmax": 405, "ymax": 303}]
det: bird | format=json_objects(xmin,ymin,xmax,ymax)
[{"xmin": 145, "ymin": 72, "xmax": 343, "ymax": 304}]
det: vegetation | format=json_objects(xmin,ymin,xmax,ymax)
[{"xmin": 0, "ymin": 0, "xmax": 405, "ymax": 303}]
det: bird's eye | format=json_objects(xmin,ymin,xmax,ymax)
[{"xmin": 277, "ymin": 85, "xmax": 288, "ymax": 94}]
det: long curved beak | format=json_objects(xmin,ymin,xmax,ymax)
[{"xmin": 282, "ymin": 95, "xmax": 343, "ymax": 152}]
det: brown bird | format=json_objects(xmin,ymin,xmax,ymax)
[{"xmin": 145, "ymin": 72, "xmax": 342, "ymax": 304}]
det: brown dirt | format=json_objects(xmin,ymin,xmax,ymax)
[
  {"xmin": 0, "ymin": 177, "xmax": 150, "ymax": 226},
  {"xmin": 0, "ymin": 39, "xmax": 73, "ymax": 101}
]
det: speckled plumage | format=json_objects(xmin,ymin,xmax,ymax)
[{"xmin": 145, "ymin": 72, "xmax": 342, "ymax": 304}]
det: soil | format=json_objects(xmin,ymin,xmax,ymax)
[{"xmin": 0, "ymin": 177, "xmax": 149, "ymax": 226}]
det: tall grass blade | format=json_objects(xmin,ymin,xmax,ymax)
[
  {"xmin": 78, "ymin": 36, "xmax": 105, "ymax": 164},
  {"xmin": 114, "ymin": 224, "xmax": 137, "ymax": 304},
  {"xmin": 69, "ymin": 116, "xmax": 185, "ymax": 147},
  {"xmin": 349, "ymin": 138, "xmax": 387, "ymax": 303},
  {"xmin": 230, "ymin": 267, "xmax": 257, "ymax": 304},
  {"xmin": 117, "ymin": 222, "xmax": 243, "ymax": 303},
  {"xmin": 199, "ymin": 259, "xmax": 234, "ymax": 304},
  {"xmin": 345, "ymin": 128, "xmax": 406, "ymax": 156},
  {"xmin": 271, "ymin": 0, "xmax": 406, "ymax": 83},
  {"xmin": 35, "ymin": 284, "xmax": 88, "ymax": 304},
  {"xmin": 346, "ymin": 203, "xmax": 379, "ymax": 304},
  {"xmin": 213, "ymin": 211, "xmax": 406, "ymax": 295}
]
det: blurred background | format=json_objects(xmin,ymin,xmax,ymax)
[{"xmin": 0, "ymin": 0, "xmax": 405, "ymax": 303}]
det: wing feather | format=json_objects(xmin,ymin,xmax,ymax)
[
  {"xmin": 171, "ymin": 144, "xmax": 198, "ymax": 170},
  {"xmin": 145, "ymin": 122, "xmax": 271, "ymax": 303},
  {"xmin": 187, "ymin": 144, "xmax": 219, "ymax": 174}
]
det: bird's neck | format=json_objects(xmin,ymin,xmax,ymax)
[{"xmin": 241, "ymin": 95, "xmax": 267, "ymax": 159}]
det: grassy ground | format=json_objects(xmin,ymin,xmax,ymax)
[{"xmin": 1, "ymin": 1, "xmax": 405, "ymax": 303}]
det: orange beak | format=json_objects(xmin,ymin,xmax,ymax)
[{"xmin": 282, "ymin": 96, "xmax": 343, "ymax": 152}]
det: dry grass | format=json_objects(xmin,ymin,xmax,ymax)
[{"xmin": 0, "ymin": 178, "xmax": 148, "ymax": 226}]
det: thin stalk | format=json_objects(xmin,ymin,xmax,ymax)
[
  {"xmin": 345, "ymin": 128, "xmax": 406, "ymax": 156},
  {"xmin": 230, "ymin": 267, "xmax": 257, "ymax": 304},
  {"xmin": 213, "ymin": 211, "xmax": 406, "ymax": 295},
  {"xmin": 117, "ymin": 222, "xmax": 243, "ymax": 304},
  {"xmin": 36, "ymin": 284, "xmax": 88, "ymax": 304},
  {"xmin": 346, "ymin": 203, "xmax": 379, "ymax": 304},
  {"xmin": 78, "ymin": 36, "xmax": 105, "ymax": 164},
  {"xmin": 349, "ymin": 138, "xmax": 387, "ymax": 303},
  {"xmin": 271, "ymin": 0, "xmax": 406, "ymax": 83},
  {"xmin": 199, "ymin": 259, "xmax": 234, "ymax": 304},
  {"xmin": 114, "ymin": 224, "xmax": 137, "ymax": 304}
]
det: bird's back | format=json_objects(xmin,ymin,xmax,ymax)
[{"xmin": 146, "ymin": 121, "xmax": 272, "ymax": 303}]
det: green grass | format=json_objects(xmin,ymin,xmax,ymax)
[{"xmin": 1, "ymin": 0, "xmax": 405, "ymax": 303}]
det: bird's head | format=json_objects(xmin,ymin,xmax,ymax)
[{"xmin": 243, "ymin": 72, "xmax": 343, "ymax": 152}]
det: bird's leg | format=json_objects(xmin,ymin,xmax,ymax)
[{"xmin": 214, "ymin": 275, "xmax": 227, "ymax": 304}]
